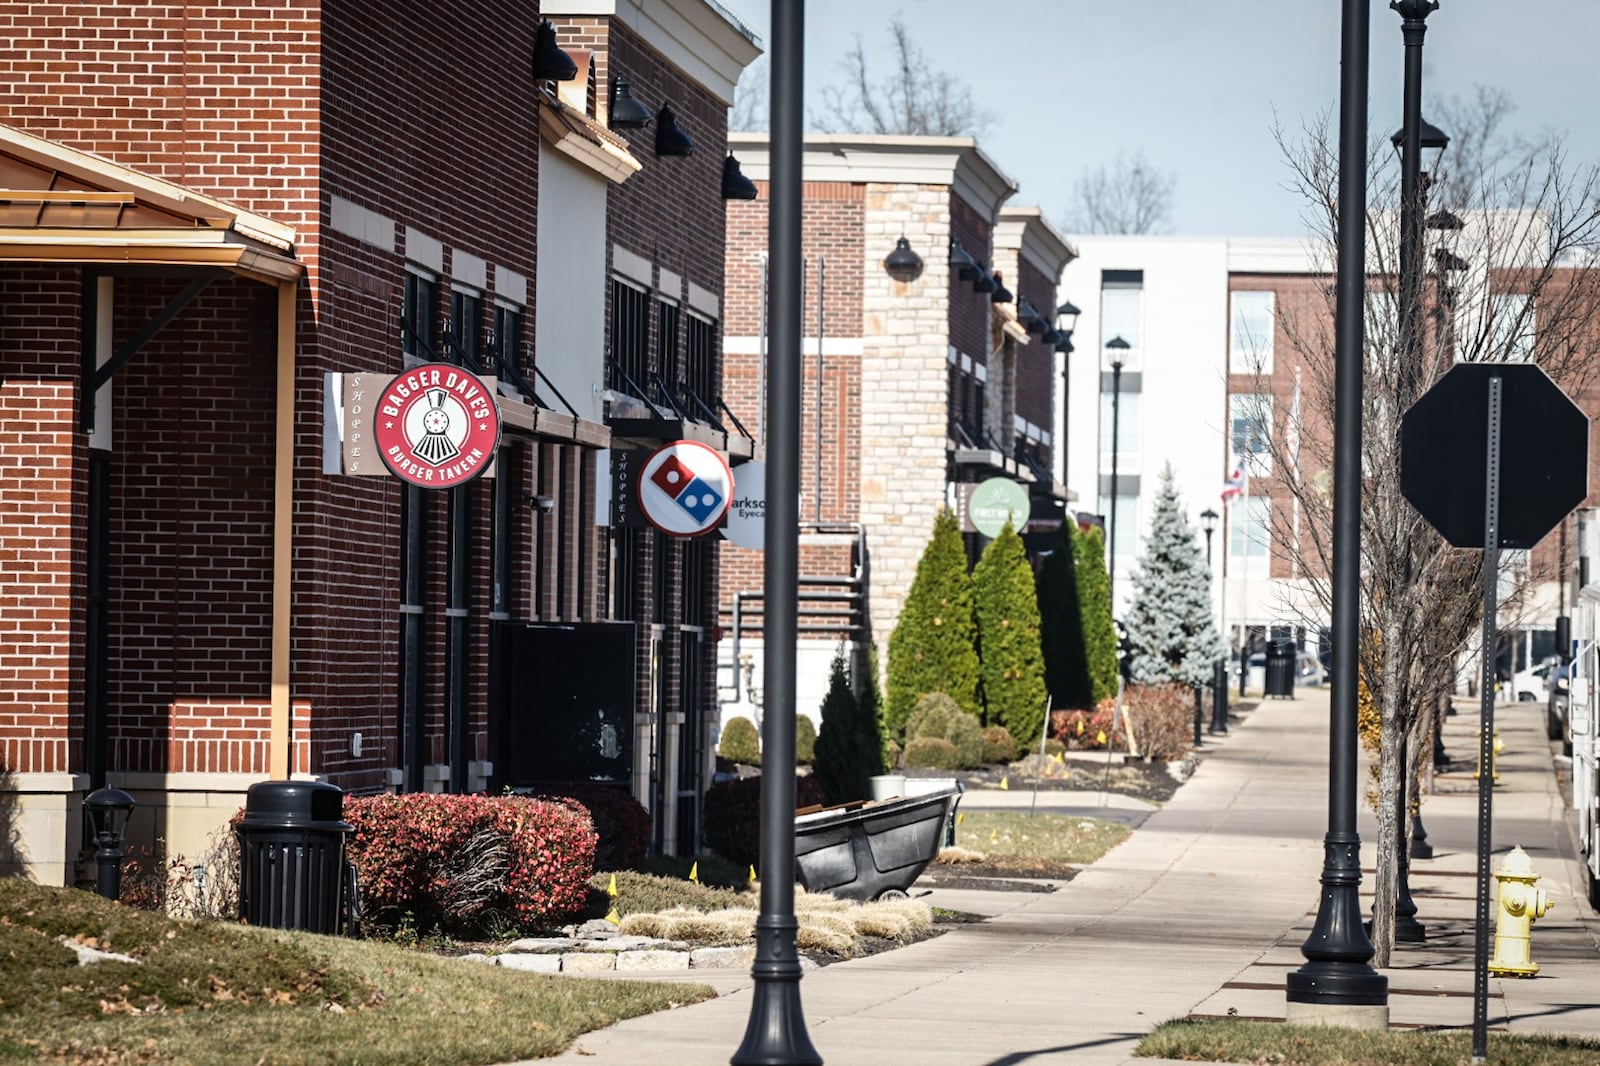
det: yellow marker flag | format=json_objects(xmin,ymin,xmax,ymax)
[
  {"xmin": 689, "ymin": 861, "xmax": 699, "ymax": 884},
  {"xmin": 1096, "ymin": 729, "xmax": 1107, "ymax": 745},
  {"xmin": 607, "ymin": 873, "xmax": 618, "ymax": 898},
  {"xmin": 1051, "ymin": 752, "xmax": 1064, "ymax": 765},
  {"xmin": 1077, "ymin": 717, "xmax": 1085, "ymax": 736},
  {"xmin": 989, "ymin": 829, "xmax": 997, "ymax": 844},
  {"xmin": 749, "ymin": 865, "xmax": 758, "ymax": 885},
  {"xmin": 956, "ymin": 812, "xmax": 965, "ymax": 826},
  {"xmin": 605, "ymin": 906, "xmax": 621, "ymax": 926},
  {"xmin": 999, "ymin": 775, "xmax": 1009, "ymax": 790}
]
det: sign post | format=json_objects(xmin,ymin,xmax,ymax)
[{"xmin": 1401, "ymin": 361, "xmax": 1588, "ymax": 1058}]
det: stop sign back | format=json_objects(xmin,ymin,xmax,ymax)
[{"xmin": 1400, "ymin": 362, "xmax": 1589, "ymax": 549}]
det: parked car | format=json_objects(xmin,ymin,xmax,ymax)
[
  {"xmin": 1548, "ymin": 661, "xmax": 1572, "ymax": 754},
  {"xmin": 1511, "ymin": 658, "xmax": 1559, "ymax": 703}
]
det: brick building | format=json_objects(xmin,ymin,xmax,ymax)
[
  {"xmin": 717, "ymin": 135, "xmax": 1073, "ymax": 728},
  {"xmin": 0, "ymin": 0, "xmax": 757, "ymax": 884}
]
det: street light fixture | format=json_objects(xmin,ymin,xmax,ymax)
[
  {"xmin": 1199, "ymin": 506, "xmax": 1228, "ymax": 734},
  {"xmin": 1105, "ymin": 335, "xmax": 1130, "ymax": 605},
  {"xmin": 1200, "ymin": 507, "xmax": 1219, "ymax": 566}
]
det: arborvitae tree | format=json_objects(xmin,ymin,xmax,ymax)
[
  {"xmin": 973, "ymin": 520, "xmax": 1049, "ymax": 750},
  {"xmin": 812, "ymin": 646, "xmax": 886, "ymax": 805},
  {"xmin": 1124, "ymin": 464, "xmax": 1223, "ymax": 686},
  {"xmin": 885, "ymin": 509, "xmax": 980, "ymax": 738},
  {"xmin": 1074, "ymin": 523, "xmax": 1120, "ymax": 704},
  {"xmin": 1037, "ymin": 517, "xmax": 1093, "ymax": 710}
]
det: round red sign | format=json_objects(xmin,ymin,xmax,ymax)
[
  {"xmin": 636, "ymin": 439, "xmax": 734, "ymax": 537},
  {"xmin": 374, "ymin": 363, "xmax": 502, "ymax": 489}
]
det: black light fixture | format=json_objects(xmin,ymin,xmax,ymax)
[
  {"xmin": 1433, "ymin": 248, "xmax": 1469, "ymax": 272},
  {"xmin": 949, "ymin": 240, "xmax": 982, "ymax": 281},
  {"xmin": 988, "ymin": 270, "xmax": 1012, "ymax": 304},
  {"xmin": 1390, "ymin": 115, "xmax": 1450, "ymax": 173},
  {"xmin": 609, "ymin": 75, "xmax": 653, "ymax": 131},
  {"xmin": 1020, "ymin": 299, "xmax": 1048, "ymax": 334},
  {"xmin": 1053, "ymin": 332, "xmax": 1075, "ymax": 354},
  {"xmin": 722, "ymin": 153, "xmax": 759, "ymax": 200},
  {"xmin": 1199, "ymin": 507, "xmax": 1220, "ymax": 566},
  {"xmin": 1057, "ymin": 300, "xmax": 1081, "ymax": 336},
  {"xmin": 883, "ymin": 236, "xmax": 924, "ymax": 282},
  {"xmin": 654, "ymin": 103, "xmax": 694, "ymax": 157},
  {"xmin": 84, "ymin": 786, "xmax": 136, "ymax": 901},
  {"xmin": 532, "ymin": 20, "xmax": 579, "ymax": 82}
]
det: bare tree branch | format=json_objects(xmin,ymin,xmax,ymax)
[
  {"xmin": 1061, "ymin": 151, "xmax": 1176, "ymax": 235},
  {"xmin": 814, "ymin": 17, "xmax": 993, "ymax": 137},
  {"xmin": 729, "ymin": 55, "xmax": 767, "ymax": 133}
]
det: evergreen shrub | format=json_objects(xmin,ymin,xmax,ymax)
[
  {"xmin": 905, "ymin": 693, "xmax": 983, "ymax": 768},
  {"xmin": 979, "ymin": 725, "xmax": 1018, "ymax": 765},
  {"xmin": 718, "ymin": 715, "xmax": 761, "ymax": 765},
  {"xmin": 901, "ymin": 736, "xmax": 962, "ymax": 770}
]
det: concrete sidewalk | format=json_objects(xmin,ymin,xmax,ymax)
[{"xmin": 537, "ymin": 689, "xmax": 1600, "ymax": 1065}]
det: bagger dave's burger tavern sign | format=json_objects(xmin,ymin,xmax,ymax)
[{"xmin": 375, "ymin": 362, "xmax": 502, "ymax": 488}]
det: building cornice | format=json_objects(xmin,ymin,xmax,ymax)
[
  {"xmin": 544, "ymin": 0, "xmax": 762, "ymax": 105},
  {"xmin": 727, "ymin": 133, "xmax": 1017, "ymax": 220},
  {"xmin": 995, "ymin": 206, "xmax": 1076, "ymax": 278}
]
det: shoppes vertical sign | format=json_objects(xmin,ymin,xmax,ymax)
[{"xmin": 374, "ymin": 362, "xmax": 502, "ymax": 488}]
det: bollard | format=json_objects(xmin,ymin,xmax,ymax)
[
  {"xmin": 1488, "ymin": 846, "xmax": 1550, "ymax": 976},
  {"xmin": 83, "ymin": 787, "xmax": 136, "ymax": 902}
]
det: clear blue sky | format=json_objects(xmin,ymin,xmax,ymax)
[{"xmin": 721, "ymin": 1, "xmax": 1600, "ymax": 237}]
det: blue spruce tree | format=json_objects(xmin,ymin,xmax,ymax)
[{"xmin": 1124, "ymin": 464, "xmax": 1224, "ymax": 686}]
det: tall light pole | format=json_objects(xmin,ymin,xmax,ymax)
[
  {"xmin": 1386, "ymin": 0, "xmax": 1446, "ymax": 951},
  {"xmin": 1200, "ymin": 507, "xmax": 1219, "ymax": 567},
  {"xmin": 1200, "ymin": 507, "xmax": 1228, "ymax": 734},
  {"xmin": 733, "ymin": 1, "xmax": 820, "ymax": 1062},
  {"xmin": 1105, "ymin": 335, "xmax": 1130, "ymax": 606},
  {"xmin": 1285, "ymin": 0, "xmax": 1389, "ymax": 1027},
  {"xmin": 1054, "ymin": 301, "xmax": 1080, "ymax": 492}
]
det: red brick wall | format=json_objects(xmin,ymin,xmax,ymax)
[
  {"xmin": 949, "ymin": 194, "xmax": 992, "ymax": 366},
  {"xmin": 0, "ymin": 268, "xmax": 84, "ymax": 775},
  {"xmin": 104, "ymin": 277, "xmax": 278, "ymax": 775},
  {"xmin": 1015, "ymin": 258, "xmax": 1057, "ymax": 432}
]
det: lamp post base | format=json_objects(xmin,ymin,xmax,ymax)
[
  {"xmin": 732, "ymin": 915, "xmax": 821, "ymax": 1066},
  {"xmin": 1287, "ymin": 836, "xmax": 1388, "ymax": 1017}
]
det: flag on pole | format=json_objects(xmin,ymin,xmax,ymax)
[{"xmin": 1222, "ymin": 455, "xmax": 1247, "ymax": 503}]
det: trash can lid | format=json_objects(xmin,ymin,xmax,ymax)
[{"xmin": 241, "ymin": 780, "xmax": 351, "ymax": 829}]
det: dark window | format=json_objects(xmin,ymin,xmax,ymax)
[
  {"xmin": 611, "ymin": 279, "xmax": 650, "ymax": 400},
  {"xmin": 685, "ymin": 313, "xmax": 717, "ymax": 406},
  {"xmin": 492, "ymin": 304, "xmax": 524, "ymax": 387},
  {"xmin": 656, "ymin": 299, "xmax": 681, "ymax": 405},
  {"xmin": 403, "ymin": 273, "xmax": 438, "ymax": 359},
  {"xmin": 613, "ymin": 526, "xmax": 640, "ymax": 621},
  {"xmin": 682, "ymin": 539, "xmax": 710, "ymax": 628},
  {"xmin": 451, "ymin": 290, "xmax": 483, "ymax": 372}
]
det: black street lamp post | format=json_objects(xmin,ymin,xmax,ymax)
[
  {"xmin": 1055, "ymin": 301, "xmax": 1080, "ymax": 490},
  {"xmin": 1200, "ymin": 507, "xmax": 1229, "ymax": 733},
  {"xmin": 1200, "ymin": 507, "xmax": 1219, "ymax": 567},
  {"xmin": 1386, "ymin": 0, "xmax": 1444, "ymax": 949},
  {"xmin": 733, "ymin": 1, "xmax": 820, "ymax": 1062},
  {"xmin": 1105, "ymin": 336, "xmax": 1130, "ymax": 605},
  {"xmin": 1285, "ymin": 0, "xmax": 1389, "ymax": 1025}
]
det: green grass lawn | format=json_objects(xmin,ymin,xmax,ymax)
[
  {"xmin": 0, "ymin": 878, "xmax": 713, "ymax": 1064},
  {"xmin": 947, "ymin": 809, "xmax": 1131, "ymax": 873},
  {"xmin": 1138, "ymin": 1018, "xmax": 1600, "ymax": 1065}
]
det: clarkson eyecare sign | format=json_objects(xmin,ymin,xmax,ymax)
[{"xmin": 374, "ymin": 363, "xmax": 502, "ymax": 488}]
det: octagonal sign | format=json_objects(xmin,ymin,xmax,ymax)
[{"xmin": 1400, "ymin": 362, "xmax": 1589, "ymax": 549}]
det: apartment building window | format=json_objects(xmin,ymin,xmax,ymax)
[
  {"xmin": 403, "ymin": 271, "xmax": 438, "ymax": 360},
  {"xmin": 1098, "ymin": 391, "xmax": 1141, "ymax": 476},
  {"xmin": 1229, "ymin": 496, "xmax": 1271, "ymax": 577},
  {"xmin": 656, "ymin": 298, "xmax": 681, "ymax": 404},
  {"xmin": 1097, "ymin": 494, "xmax": 1138, "ymax": 563},
  {"xmin": 1229, "ymin": 291, "xmax": 1275, "ymax": 374},
  {"xmin": 1491, "ymin": 293, "xmax": 1534, "ymax": 361},
  {"xmin": 610, "ymin": 279, "xmax": 650, "ymax": 399},
  {"xmin": 947, "ymin": 360, "xmax": 986, "ymax": 445},
  {"xmin": 492, "ymin": 304, "xmax": 524, "ymax": 384},
  {"xmin": 451, "ymin": 290, "xmax": 483, "ymax": 371},
  {"xmin": 1229, "ymin": 393, "xmax": 1273, "ymax": 475},
  {"xmin": 1101, "ymin": 270, "xmax": 1143, "ymax": 371}
]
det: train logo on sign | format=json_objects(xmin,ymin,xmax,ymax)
[
  {"xmin": 373, "ymin": 362, "xmax": 501, "ymax": 489},
  {"xmin": 637, "ymin": 440, "xmax": 733, "ymax": 537}
]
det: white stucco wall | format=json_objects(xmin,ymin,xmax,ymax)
[{"xmin": 535, "ymin": 148, "xmax": 608, "ymax": 424}]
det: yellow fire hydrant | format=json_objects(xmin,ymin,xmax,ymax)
[
  {"xmin": 1473, "ymin": 729, "xmax": 1504, "ymax": 782},
  {"xmin": 1488, "ymin": 846, "xmax": 1551, "ymax": 976}
]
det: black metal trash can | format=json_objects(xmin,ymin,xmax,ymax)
[
  {"xmin": 236, "ymin": 780, "xmax": 352, "ymax": 933},
  {"xmin": 1264, "ymin": 640, "xmax": 1296, "ymax": 698}
]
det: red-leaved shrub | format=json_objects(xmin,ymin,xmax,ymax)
[
  {"xmin": 702, "ymin": 774, "xmax": 825, "ymax": 868},
  {"xmin": 344, "ymin": 793, "xmax": 597, "ymax": 935},
  {"xmin": 535, "ymin": 784, "xmax": 651, "ymax": 871}
]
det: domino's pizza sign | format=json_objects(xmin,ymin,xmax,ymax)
[{"xmin": 636, "ymin": 439, "xmax": 734, "ymax": 538}]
